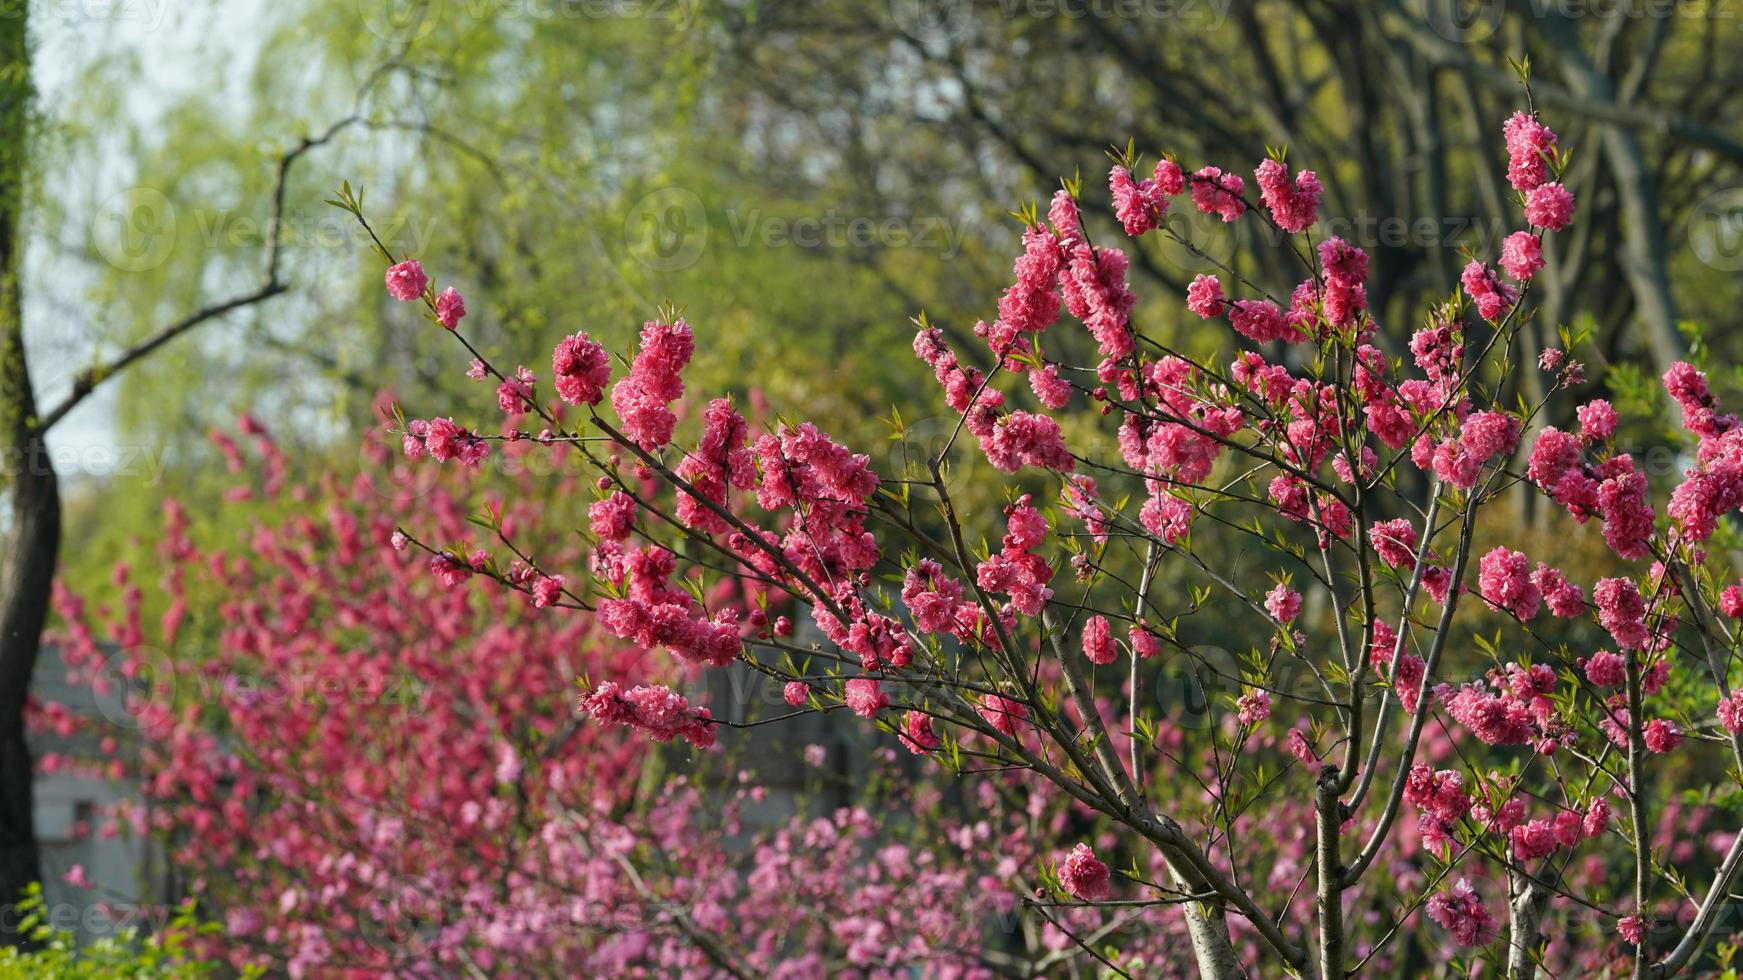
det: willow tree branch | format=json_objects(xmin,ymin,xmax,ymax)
[{"xmin": 40, "ymin": 115, "xmax": 363, "ymax": 433}]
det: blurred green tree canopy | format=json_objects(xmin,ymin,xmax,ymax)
[{"xmin": 40, "ymin": 0, "xmax": 1743, "ymax": 608}]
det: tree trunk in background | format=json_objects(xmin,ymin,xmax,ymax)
[
  {"xmin": 0, "ymin": 0, "xmax": 56, "ymax": 946},
  {"xmin": 1543, "ymin": 16, "xmax": 1686, "ymax": 377},
  {"xmin": 1506, "ymin": 869, "xmax": 1551, "ymax": 979}
]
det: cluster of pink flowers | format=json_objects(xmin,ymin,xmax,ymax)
[
  {"xmin": 578, "ymin": 681, "xmax": 716, "ymax": 748},
  {"xmin": 1499, "ymin": 231, "xmax": 1543, "ymax": 281},
  {"xmin": 1369, "ymin": 518, "xmax": 1418, "ymax": 569},
  {"xmin": 674, "ymin": 397, "xmax": 756, "ymax": 534},
  {"xmin": 1523, "ymin": 181, "xmax": 1576, "ymax": 231},
  {"xmin": 1108, "ymin": 160, "xmax": 1179, "ymax": 237},
  {"xmin": 495, "ymin": 364, "xmax": 538, "ymax": 416},
  {"xmin": 1285, "ymin": 728, "xmax": 1318, "ymax": 771},
  {"xmin": 47, "ymin": 424, "xmax": 700, "ymax": 974},
  {"xmin": 1442, "ymin": 662, "xmax": 1560, "ymax": 749},
  {"xmin": 1526, "ymin": 423, "xmax": 1657, "ymax": 558},
  {"xmin": 1426, "ymin": 879, "xmax": 1500, "ymax": 947},
  {"xmin": 1236, "ymin": 689, "xmax": 1272, "ymax": 726},
  {"xmin": 1402, "ymin": 765, "xmax": 1470, "ymax": 855},
  {"xmin": 610, "ymin": 318, "xmax": 695, "ymax": 450},
  {"xmin": 977, "ymin": 496, "xmax": 1056, "ymax": 616},
  {"xmin": 1583, "ymin": 650, "xmax": 1628, "ymax": 687},
  {"xmin": 1664, "ymin": 361, "xmax": 1739, "ymax": 437},
  {"xmin": 1661, "ymin": 364, "xmax": 1743, "ymax": 543},
  {"xmin": 1532, "ymin": 563, "xmax": 1587, "ymax": 618},
  {"xmin": 1315, "ymin": 236, "xmax": 1369, "ymax": 331},
  {"xmin": 402, "ymin": 416, "xmax": 489, "ymax": 467},
  {"xmin": 1029, "ymin": 362, "xmax": 1071, "ymax": 409},
  {"xmin": 1459, "ymin": 260, "xmax": 1517, "ymax": 323},
  {"xmin": 1718, "ymin": 690, "xmax": 1743, "ymax": 733},
  {"xmin": 1370, "ymin": 619, "xmax": 1427, "ymax": 710},
  {"xmin": 588, "ymin": 490, "xmax": 637, "ymax": 542},
  {"xmin": 914, "ymin": 326, "xmax": 1075, "ymax": 474},
  {"xmin": 1504, "ymin": 111, "xmax": 1560, "ymax": 192},
  {"xmin": 1227, "ymin": 297, "xmax": 1291, "ymax": 344},
  {"xmin": 983, "ymin": 410, "xmax": 1075, "ymax": 472},
  {"xmin": 1455, "ymin": 112, "xmax": 1571, "ymax": 328},
  {"xmin": 1059, "ymin": 202, "xmax": 1138, "ymax": 360},
  {"xmin": 978, "ymin": 693, "xmax": 1029, "ymax": 737},
  {"xmin": 1643, "ymin": 718, "xmax": 1684, "ymax": 753},
  {"xmin": 552, "ymin": 332, "xmax": 612, "ymax": 406},
  {"xmin": 899, "ymin": 709, "xmax": 941, "ymax": 753},
  {"xmin": 1185, "ymin": 274, "xmax": 1225, "ymax": 319},
  {"xmin": 902, "ymin": 558, "xmax": 987, "ymax": 650},
  {"xmin": 596, "ymin": 545, "xmax": 742, "ymax": 667},
  {"xmin": 1425, "ymin": 410, "xmax": 1519, "ymax": 490},
  {"xmin": 1504, "ymin": 799, "xmax": 1608, "ymax": 867},
  {"xmin": 1059, "ymin": 474, "xmax": 1111, "ymax": 545},
  {"xmin": 752, "ymin": 420, "xmax": 881, "ymax": 580},
  {"xmin": 813, "ymin": 581, "xmax": 914, "ymax": 674},
  {"xmin": 1124, "ymin": 357, "xmax": 1240, "ymax": 487},
  {"xmin": 915, "ymin": 325, "xmax": 1003, "ymax": 420},
  {"xmin": 1189, "ymin": 165, "xmax": 1246, "ymax": 222},
  {"xmin": 1593, "ymin": 576, "xmax": 1653, "ymax": 651},
  {"xmin": 981, "ymin": 222, "xmax": 1065, "ymax": 362},
  {"xmin": 1253, "ymin": 157, "xmax": 1322, "ymax": 233},
  {"xmin": 1510, "ymin": 818, "xmax": 1559, "ymax": 861},
  {"xmin": 1476, "ymin": 547, "xmax": 1540, "ymax": 620},
  {"xmin": 843, "ymin": 676, "xmax": 891, "ymax": 717}
]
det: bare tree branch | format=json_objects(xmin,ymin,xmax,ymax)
[{"xmin": 39, "ymin": 114, "xmax": 363, "ymax": 433}]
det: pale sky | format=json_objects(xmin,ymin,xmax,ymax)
[{"xmin": 27, "ymin": 0, "xmax": 271, "ymax": 480}]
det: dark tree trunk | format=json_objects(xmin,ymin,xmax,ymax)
[
  {"xmin": 0, "ymin": 0, "xmax": 56, "ymax": 947},
  {"xmin": 0, "ymin": 464, "xmax": 55, "ymax": 944}
]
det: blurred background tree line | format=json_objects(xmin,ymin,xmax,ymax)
[
  {"xmin": 8, "ymin": 0, "xmax": 1743, "ymax": 950},
  {"xmin": 38, "ymin": 0, "xmax": 1743, "ymax": 582}
]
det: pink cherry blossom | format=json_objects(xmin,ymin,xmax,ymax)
[
  {"xmin": 384, "ymin": 258, "xmax": 427, "ymax": 301},
  {"xmin": 1081, "ymin": 614, "xmax": 1116, "ymax": 665},
  {"xmin": 1427, "ymin": 879, "xmax": 1500, "ymax": 946},
  {"xmin": 1058, "ymin": 843, "xmax": 1112, "ymax": 901},
  {"xmin": 435, "ymin": 285, "xmax": 467, "ymax": 328},
  {"xmin": 1265, "ymin": 583, "xmax": 1302, "ymax": 623}
]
